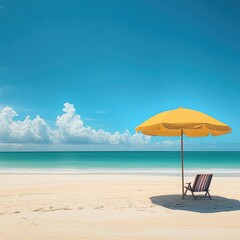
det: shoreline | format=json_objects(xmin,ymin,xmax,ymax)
[
  {"xmin": 0, "ymin": 168, "xmax": 240, "ymax": 177},
  {"xmin": 1, "ymin": 173, "xmax": 240, "ymax": 177}
]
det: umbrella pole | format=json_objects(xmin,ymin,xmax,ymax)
[{"xmin": 181, "ymin": 129, "xmax": 184, "ymax": 199}]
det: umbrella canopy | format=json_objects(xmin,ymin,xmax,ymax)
[
  {"xmin": 136, "ymin": 107, "xmax": 231, "ymax": 198},
  {"xmin": 136, "ymin": 107, "xmax": 231, "ymax": 137}
]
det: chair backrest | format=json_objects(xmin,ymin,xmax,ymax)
[{"xmin": 192, "ymin": 174, "xmax": 213, "ymax": 192}]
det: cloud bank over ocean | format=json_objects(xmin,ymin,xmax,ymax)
[
  {"xmin": 0, "ymin": 103, "xmax": 235, "ymax": 151},
  {"xmin": 0, "ymin": 103, "xmax": 152, "ymax": 148}
]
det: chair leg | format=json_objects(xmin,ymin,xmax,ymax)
[
  {"xmin": 206, "ymin": 190, "xmax": 212, "ymax": 200},
  {"xmin": 184, "ymin": 184, "xmax": 198, "ymax": 200},
  {"xmin": 184, "ymin": 187, "xmax": 189, "ymax": 196},
  {"xmin": 187, "ymin": 185, "xmax": 196, "ymax": 199}
]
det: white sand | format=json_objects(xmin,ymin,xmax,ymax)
[{"xmin": 0, "ymin": 174, "xmax": 240, "ymax": 240}]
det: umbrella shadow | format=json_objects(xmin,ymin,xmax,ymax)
[{"xmin": 150, "ymin": 194, "xmax": 240, "ymax": 213}]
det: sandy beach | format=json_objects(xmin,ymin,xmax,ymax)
[{"xmin": 0, "ymin": 174, "xmax": 240, "ymax": 240}]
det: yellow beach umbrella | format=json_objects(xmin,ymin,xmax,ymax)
[{"xmin": 136, "ymin": 107, "xmax": 231, "ymax": 198}]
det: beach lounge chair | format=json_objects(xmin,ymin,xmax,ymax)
[{"xmin": 184, "ymin": 174, "xmax": 213, "ymax": 200}]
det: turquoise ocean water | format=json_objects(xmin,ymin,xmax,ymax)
[{"xmin": 0, "ymin": 151, "xmax": 240, "ymax": 176}]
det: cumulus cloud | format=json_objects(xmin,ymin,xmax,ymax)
[
  {"xmin": 55, "ymin": 103, "xmax": 150, "ymax": 145},
  {"xmin": 0, "ymin": 107, "xmax": 52, "ymax": 143},
  {"xmin": 0, "ymin": 103, "xmax": 150, "ymax": 146}
]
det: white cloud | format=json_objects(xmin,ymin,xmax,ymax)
[
  {"xmin": 0, "ymin": 103, "xmax": 150, "ymax": 146},
  {"xmin": 0, "ymin": 107, "xmax": 52, "ymax": 143},
  {"xmin": 55, "ymin": 103, "xmax": 150, "ymax": 145}
]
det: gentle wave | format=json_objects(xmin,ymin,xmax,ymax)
[{"xmin": 0, "ymin": 167, "xmax": 240, "ymax": 175}]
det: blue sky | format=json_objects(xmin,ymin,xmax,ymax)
[{"xmin": 0, "ymin": 0, "xmax": 240, "ymax": 150}]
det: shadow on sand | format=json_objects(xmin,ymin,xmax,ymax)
[{"xmin": 150, "ymin": 194, "xmax": 240, "ymax": 213}]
